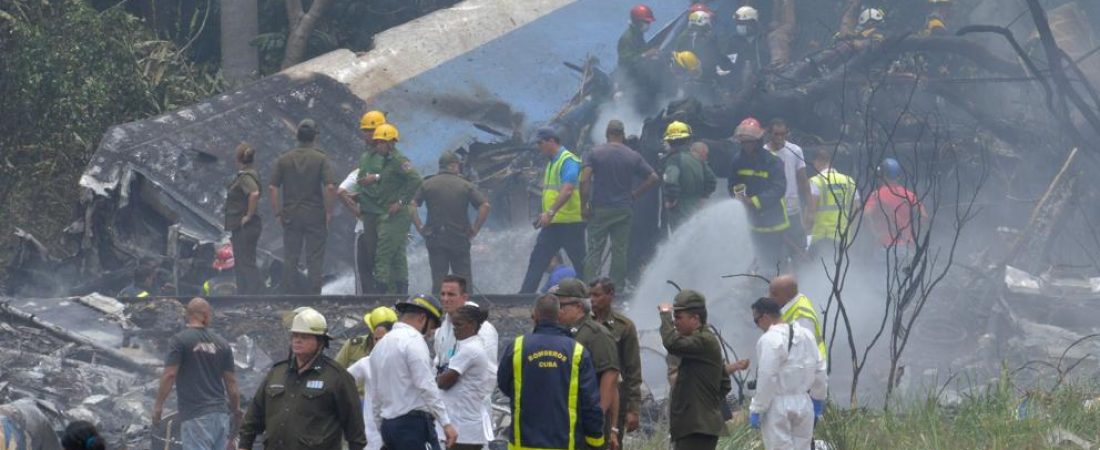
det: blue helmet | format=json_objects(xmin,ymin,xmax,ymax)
[{"xmin": 879, "ymin": 158, "xmax": 901, "ymax": 180}]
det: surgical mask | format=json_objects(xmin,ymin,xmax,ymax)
[
  {"xmin": 640, "ymin": 22, "xmax": 650, "ymax": 33},
  {"xmin": 736, "ymin": 25, "xmax": 751, "ymax": 36}
]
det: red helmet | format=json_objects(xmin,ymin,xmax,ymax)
[
  {"xmin": 213, "ymin": 244, "xmax": 235, "ymax": 270},
  {"xmin": 631, "ymin": 4, "xmax": 655, "ymax": 23},
  {"xmin": 688, "ymin": 2, "xmax": 714, "ymax": 15},
  {"xmin": 734, "ymin": 117, "xmax": 765, "ymax": 141}
]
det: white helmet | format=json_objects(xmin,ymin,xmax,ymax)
[
  {"xmin": 289, "ymin": 308, "xmax": 329, "ymax": 336},
  {"xmin": 859, "ymin": 8, "xmax": 885, "ymax": 26},
  {"xmin": 734, "ymin": 6, "xmax": 758, "ymax": 22},
  {"xmin": 689, "ymin": 10, "xmax": 712, "ymax": 28}
]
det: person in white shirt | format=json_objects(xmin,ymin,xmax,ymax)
[
  {"xmin": 763, "ymin": 118, "xmax": 811, "ymax": 257},
  {"xmin": 347, "ymin": 321, "xmax": 394, "ymax": 450},
  {"xmin": 435, "ymin": 304, "xmax": 495, "ymax": 450},
  {"xmin": 338, "ymin": 169, "xmax": 376, "ymax": 294},
  {"xmin": 744, "ymin": 298, "xmax": 827, "ymax": 450},
  {"xmin": 368, "ymin": 294, "xmax": 457, "ymax": 450}
]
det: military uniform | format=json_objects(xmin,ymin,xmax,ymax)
[
  {"xmin": 412, "ymin": 168, "xmax": 488, "ymax": 293},
  {"xmin": 238, "ymin": 354, "xmax": 367, "ymax": 450},
  {"xmin": 225, "ymin": 168, "xmax": 263, "ymax": 295},
  {"xmin": 270, "ymin": 137, "xmax": 336, "ymax": 295},
  {"xmin": 662, "ymin": 145, "xmax": 717, "ymax": 230},
  {"xmin": 334, "ymin": 334, "xmax": 375, "ymax": 369},
  {"xmin": 373, "ymin": 148, "xmax": 422, "ymax": 294},
  {"xmin": 660, "ymin": 290, "xmax": 730, "ymax": 450},
  {"xmin": 595, "ymin": 310, "xmax": 642, "ymax": 443},
  {"xmin": 557, "ymin": 280, "xmax": 620, "ymax": 449},
  {"xmin": 356, "ymin": 150, "xmax": 387, "ymax": 294}
]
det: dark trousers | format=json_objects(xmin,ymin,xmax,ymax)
[
  {"xmin": 281, "ymin": 212, "xmax": 326, "ymax": 295},
  {"xmin": 673, "ymin": 433, "xmax": 717, "ymax": 450},
  {"xmin": 520, "ymin": 222, "xmax": 587, "ymax": 293},
  {"xmin": 751, "ymin": 229, "xmax": 786, "ymax": 276},
  {"xmin": 230, "ymin": 217, "xmax": 262, "ymax": 295},
  {"xmin": 450, "ymin": 445, "xmax": 482, "ymax": 450},
  {"xmin": 380, "ymin": 412, "xmax": 440, "ymax": 450},
  {"xmin": 427, "ymin": 240, "xmax": 472, "ymax": 294},
  {"xmin": 355, "ymin": 213, "xmax": 381, "ymax": 294}
]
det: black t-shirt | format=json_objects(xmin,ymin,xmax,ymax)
[{"xmin": 165, "ymin": 327, "xmax": 235, "ymax": 420}]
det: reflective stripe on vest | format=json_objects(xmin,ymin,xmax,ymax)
[
  {"xmin": 810, "ymin": 170, "xmax": 856, "ymax": 241},
  {"xmin": 781, "ymin": 294, "xmax": 827, "ymax": 360},
  {"xmin": 752, "ymin": 197, "xmax": 790, "ymax": 233},
  {"xmin": 542, "ymin": 149, "xmax": 583, "ymax": 224},
  {"xmin": 510, "ymin": 336, "xmax": 587, "ymax": 450}
]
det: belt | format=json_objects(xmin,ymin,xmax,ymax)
[{"xmin": 385, "ymin": 410, "xmax": 435, "ymax": 423}]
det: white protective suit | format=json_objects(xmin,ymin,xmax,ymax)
[{"xmin": 749, "ymin": 322, "xmax": 828, "ymax": 450}]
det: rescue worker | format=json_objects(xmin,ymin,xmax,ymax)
[
  {"xmin": 225, "ymin": 143, "xmax": 262, "ymax": 295},
  {"xmin": 519, "ymin": 127, "xmax": 587, "ymax": 293},
  {"xmin": 618, "ymin": 5, "xmax": 656, "ymax": 71},
  {"xmin": 238, "ymin": 308, "xmax": 367, "ymax": 450},
  {"xmin": 805, "ymin": 148, "xmax": 858, "ymax": 257},
  {"xmin": 728, "ymin": 117, "xmax": 789, "ymax": 273},
  {"xmin": 497, "ymin": 294, "xmax": 605, "ymax": 450},
  {"xmin": 580, "ymin": 120, "xmax": 659, "ymax": 289},
  {"xmin": 769, "ymin": 275, "xmax": 826, "ymax": 360},
  {"xmin": 673, "ymin": 10, "xmax": 731, "ymax": 92},
  {"xmin": 589, "ymin": 278, "xmax": 643, "ymax": 442},
  {"xmin": 339, "ymin": 110, "xmax": 388, "ymax": 294},
  {"xmin": 554, "ymin": 278, "xmax": 621, "ymax": 450},
  {"xmin": 334, "ymin": 306, "xmax": 397, "ymax": 369},
  {"xmin": 368, "ymin": 294, "xmax": 457, "ymax": 450},
  {"xmin": 746, "ymin": 298, "xmax": 827, "ymax": 450},
  {"xmin": 370, "ymin": 124, "xmax": 422, "ymax": 295},
  {"xmin": 412, "ymin": 151, "xmax": 491, "ymax": 294},
  {"xmin": 203, "ymin": 244, "xmax": 238, "ymax": 296},
  {"xmin": 864, "ymin": 157, "xmax": 924, "ymax": 252},
  {"xmin": 720, "ymin": 6, "xmax": 769, "ymax": 92},
  {"xmin": 345, "ymin": 314, "xmax": 394, "ymax": 450},
  {"xmin": 268, "ymin": 119, "xmax": 337, "ymax": 295},
  {"xmin": 617, "ymin": 4, "xmax": 662, "ymax": 111},
  {"xmin": 855, "ymin": 8, "xmax": 886, "ymax": 41},
  {"xmin": 658, "ymin": 290, "xmax": 730, "ymax": 450},
  {"xmin": 662, "ymin": 121, "xmax": 716, "ymax": 231},
  {"xmin": 118, "ymin": 261, "xmax": 157, "ymax": 298},
  {"xmin": 764, "ymin": 119, "xmax": 811, "ymax": 262}
]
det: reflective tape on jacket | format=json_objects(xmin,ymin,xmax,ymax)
[
  {"xmin": 510, "ymin": 336, "xmax": 596, "ymax": 450},
  {"xmin": 541, "ymin": 149, "xmax": 583, "ymax": 224}
]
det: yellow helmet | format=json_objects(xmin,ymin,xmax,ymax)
[
  {"xmin": 664, "ymin": 121, "xmax": 693, "ymax": 142},
  {"xmin": 373, "ymin": 123, "xmax": 400, "ymax": 142},
  {"xmin": 672, "ymin": 51, "xmax": 701, "ymax": 73},
  {"xmin": 289, "ymin": 308, "xmax": 328, "ymax": 336},
  {"xmin": 360, "ymin": 110, "xmax": 386, "ymax": 130},
  {"xmin": 364, "ymin": 306, "xmax": 398, "ymax": 330}
]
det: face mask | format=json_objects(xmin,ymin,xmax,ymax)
[
  {"xmin": 640, "ymin": 22, "xmax": 650, "ymax": 33},
  {"xmin": 736, "ymin": 25, "xmax": 751, "ymax": 36}
]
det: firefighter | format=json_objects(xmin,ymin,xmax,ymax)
[
  {"xmin": 661, "ymin": 121, "xmax": 716, "ymax": 231},
  {"xmin": 805, "ymin": 148, "xmax": 858, "ymax": 259},
  {"xmin": 334, "ymin": 306, "xmax": 398, "ymax": 369},
  {"xmin": 203, "ymin": 244, "xmax": 238, "ymax": 296},
  {"xmin": 728, "ymin": 117, "xmax": 789, "ymax": 274},
  {"xmin": 370, "ymin": 124, "xmax": 422, "ymax": 295}
]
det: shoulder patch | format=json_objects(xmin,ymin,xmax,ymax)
[{"xmin": 401, "ymin": 161, "xmax": 413, "ymax": 172}]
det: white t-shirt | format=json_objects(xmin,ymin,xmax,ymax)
[
  {"xmin": 441, "ymin": 336, "xmax": 496, "ymax": 445},
  {"xmin": 339, "ymin": 169, "xmax": 364, "ymax": 233},
  {"xmin": 766, "ymin": 141, "xmax": 806, "ymax": 216},
  {"xmin": 347, "ymin": 357, "xmax": 383, "ymax": 450}
]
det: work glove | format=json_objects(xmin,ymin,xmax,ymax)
[
  {"xmin": 749, "ymin": 412, "xmax": 761, "ymax": 429},
  {"xmin": 813, "ymin": 399, "xmax": 825, "ymax": 419}
]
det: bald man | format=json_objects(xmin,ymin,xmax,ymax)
[
  {"xmin": 154, "ymin": 298, "xmax": 241, "ymax": 450},
  {"xmin": 768, "ymin": 275, "xmax": 826, "ymax": 360}
]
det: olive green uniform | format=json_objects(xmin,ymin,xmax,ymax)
[
  {"xmin": 334, "ymin": 334, "xmax": 375, "ymax": 369},
  {"xmin": 662, "ymin": 147, "xmax": 716, "ymax": 230},
  {"xmin": 567, "ymin": 316, "xmax": 620, "ymax": 449},
  {"xmin": 595, "ymin": 310, "xmax": 642, "ymax": 442},
  {"xmin": 412, "ymin": 171, "xmax": 488, "ymax": 293},
  {"xmin": 660, "ymin": 293, "xmax": 730, "ymax": 450},
  {"xmin": 373, "ymin": 149, "xmax": 422, "ymax": 294},
  {"xmin": 270, "ymin": 146, "xmax": 336, "ymax": 294},
  {"xmin": 225, "ymin": 168, "xmax": 263, "ymax": 295},
  {"xmin": 239, "ymin": 355, "xmax": 367, "ymax": 450},
  {"xmin": 356, "ymin": 150, "xmax": 388, "ymax": 294}
]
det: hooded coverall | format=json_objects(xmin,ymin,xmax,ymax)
[{"xmin": 749, "ymin": 323, "xmax": 827, "ymax": 450}]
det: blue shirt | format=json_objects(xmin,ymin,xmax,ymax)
[
  {"xmin": 555, "ymin": 148, "xmax": 580, "ymax": 185},
  {"xmin": 541, "ymin": 265, "xmax": 576, "ymax": 293}
]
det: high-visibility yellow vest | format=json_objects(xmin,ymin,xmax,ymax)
[
  {"xmin": 810, "ymin": 168, "xmax": 857, "ymax": 241},
  {"xmin": 781, "ymin": 294, "xmax": 826, "ymax": 360},
  {"xmin": 542, "ymin": 149, "xmax": 583, "ymax": 224}
]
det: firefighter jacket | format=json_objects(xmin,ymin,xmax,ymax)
[{"xmin": 728, "ymin": 149, "xmax": 790, "ymax": 233}]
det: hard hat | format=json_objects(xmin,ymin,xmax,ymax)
[
  {"xmin": 664, "ymin": 121, "xmax": 693, "ymax": 142},
  {"xmin": 283, "ymin": 306, "xmax": 318, "ymax": 328},
  {"xmin": 212, "ymin": 244, "xmax": 234, "ymax": 270},
  {"xmin": 688, "ymin": 3, "xmax": 713, "ymax": 15},
  {"xmin": 395, "ymin": 294, "xmax": 444, "ymax": 326},
  {"xmin": 734, "ymin": 117, "xmax": 765, "ymax": 141},
  {"xmin": 289, "ymin": 308, "xmax": 329, "ymax": 336},
  {"xmin": 373, "ymin": 123, "xmax": 400, "ymax": 142},
  {"xmin": 630, "ymin": 4, "xmax": 655, "ymax": 23},
  {"xmin": 688, "ymin": 10, "xmax": 712, "ymax": 28},
  {"xmin": 859, "ymin": 8, "xmax": 885, "ymax": 26},
  {"xmin": 734, "ymin": 6, "xmax": 759, "ymax": 22},
  {"xmin": 672, "ymin": 51, "xmax": 701, "ymax": 73},
  {"xmin": 359, "ymin": 110, "xmax": 386, "ymax": 130},
  {"xmin": 879, "ymin": 158, "xmax": 901, "ymax": 179},
  {"xmin": 926, "ymin": 17, "xmax": 946, "ymax": 32},
  {"xmin": 364, "ymin": 306, "xmax": 398, "ymax": 330}
]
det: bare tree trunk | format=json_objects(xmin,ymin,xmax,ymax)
[
  {"xmin": 220, "ymin": 0, "xmax": 259, "ymax": 86},
  {"xmin": 768, "ymin": 0, "xmax": 796, "ymax": 67},
  {"xmin": 281, "ymin": 0, "xmax": 334, "ymax": 69}
]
